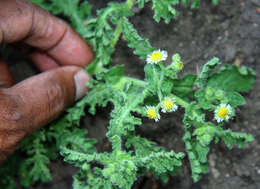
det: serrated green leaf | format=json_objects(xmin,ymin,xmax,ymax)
[
  {"xmin": 122, "ymin": 17, "xmax": 154, "ymax": 59},
  {"xmin": 152, "ymin": 0, "xmax": 179, "ymax": 23},
  {"xmin": 216, "ymin": 128, "xmax": 254, "ymax": 149},
  {"xmin": 195, "ymin": 89, "xmax": 215, "ymax": 110},
  {"xmin": 195, "ymin": 57, "xmax": 221, "ymax": 88}
]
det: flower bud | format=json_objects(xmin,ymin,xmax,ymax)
[{"xmin": 215, "ymin": 89, "xmax": 225, "ymax": 100}]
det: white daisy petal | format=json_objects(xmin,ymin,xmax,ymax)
[
  {"xmin": 161, "ymin": 97, "xmax": 178, "ymax": 113},
  {"xmin": 214, "ymin": 103, "xmax": 233, "ymax": 123},
  {"xmin": 146, "ymin": 49, "xmax": 168, "ymax": 64}
]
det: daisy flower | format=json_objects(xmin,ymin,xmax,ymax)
[
  {"xmin": 146, "ymin": 106, "xmax": 160, "ymax": 122},
  {"xmin": 161, "ymin": 97, "xmax": 178, "ymax": 113},
  {"xmin": 146, "ymin": 49, "xmax": 168, "ymax": 64},
  {"xmin": 214, "ymin": 104, "xmax": 233, "ymax": 123}
]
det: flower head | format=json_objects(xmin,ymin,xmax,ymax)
[
  {"xmin": 214, "ymin": 104, "xmax": 233, "ymax": 123},
  {"xmin": 146, "ymin": 106, "xmax": 160, "ymax": 122},
  {"xmin": 147, "ymin": 49, "xmax": 168, "ymax": 64},
  {"xmin": 172, "ymin": 60, "xmax": 183, "ymax": 71},
  {"xmin": 161, "ymin": 97, "xmax": 178, "ymax": 113},
  {"xmin": 171, "ymin": 53, "xmax": 183, "ymax": 71}
]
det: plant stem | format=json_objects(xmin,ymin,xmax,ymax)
[
  {"xmin": 111, "ymin": 0, "xmax": 136, "ymax": 47},
  {"xmin": 126, "ymin": 0, "xmax": 136, "ymax": 9},
  {"xmin": 111, "ymin": 17, "xmax": 123, "ymax": 47},
  {"xmin": 152, "ymin": 66, "xmax": 163, "ymax": 101},
  {"xmin": 115, "ymin": 75, "xmax": 190, "ymax": 109},
  {"xmin": 114, "ymin": 76, "xmax": 147, "ymax": 90},
  {"xmin": 172, "ymin": 95, "xmax": 189, "ymax": 108}
]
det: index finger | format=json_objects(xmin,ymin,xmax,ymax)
[{"xmin": 0, "ymin": 0, "xmax": 93, "ymax": 67}]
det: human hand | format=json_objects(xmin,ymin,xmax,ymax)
[{"xmin": 0, "ymin": 0, "xmax": 93, "ymax": 163}]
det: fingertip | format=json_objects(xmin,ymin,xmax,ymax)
[{"xmin": 74, "ymin": 69, "xmax": 91, "ymax": 101}]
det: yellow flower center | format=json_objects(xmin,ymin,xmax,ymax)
[
  {"xmin": 162, "ymin": 99, "xmax": 174, "ymax": 110},
  {"xmin": 147, "ymin": 108, "xmax": 157, "ymax": 119},
  {"xmin": 151, "ymin": 52, "xmax": 163, "ymax": 62},
  {"xmin": 217, "ymin": 107, "xmax": 229, "ymax": 118}
]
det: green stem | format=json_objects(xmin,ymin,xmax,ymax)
[
  {"xmin": 111, "ymin": 0, "xmax": 136, "ymax": 47},
  {"xmin": 152, "ymin": 66, "xmax": 163, "ymax": 101},
  {"xmin": 111, "ymin": 17, "xmax": 123, "ymax": 47},
  {"xmin": 114, "ymin": 76, "xmax": 147, "ymax": 90},
  {"xmin": 115, "ymin": 75, "xmax": 191, "ymax": 109},
  {"xmin": 127, "ymin": 0, "xmax": 136, "ymax": 9},
  {"xmin": 88, "ymin": 0, "xmax": 136, "ymax": 74},
  {"xmin": 172, "ymin": 94, "xmax": 189, "ymax": 108}
]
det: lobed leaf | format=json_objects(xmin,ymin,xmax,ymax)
[
  {"xmin": 152, "ymin": 0, "xmax": 179, "ymax": 23},
  {"xmin": 122, "ymin": 17, "xmax": 154, "ymax": 59}
]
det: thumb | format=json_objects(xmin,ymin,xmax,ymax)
[{"xmin": 2, "ymin": 66, "xmax": 90, "ymax": 133}]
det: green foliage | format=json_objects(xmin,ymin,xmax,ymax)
[
  {"xmin": 182, "ymin": 0, "xmax": 219, "ymax": 8},
  {"xmin": 122, "ymin": 17, "xmax": 154, "ymax": 59},
  {"xmin": 207, "ymin": 65, "xmax": 255, "ymax": 92},
  {"xmin": 19, "ymin": 131, "xmax": 52, "ymax": 186},
  {"xmin": 1, "ymin": 0, "xmax": 256, "ymax": 189},
  {"xmin": 152, "ymin": 0, "xmax": 179, "ymax": 23},
  {"xmin": 137, "ymin": 0, "xmax": 151, "ymax": 8},
  {"xmin": 172, "ymin": 74, "xmax": 196, "ymax": 99}
]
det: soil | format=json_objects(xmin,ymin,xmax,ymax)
[{"xmin": 5, "ymin": 0, "xmax": 260, "ymax": 189}]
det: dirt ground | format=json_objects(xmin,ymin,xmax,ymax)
[{"xmin": 6, "ymin": 0, "xmax": 260, "ymax": 189}]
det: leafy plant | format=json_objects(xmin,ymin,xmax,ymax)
[{"xmin": 0, "ymin": 0, "xmax": 255, "ymax": 188}]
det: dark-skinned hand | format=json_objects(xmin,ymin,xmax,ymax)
[{"xmin": 0, "ymin": 0, "xmax": 94, "ymax": 163}]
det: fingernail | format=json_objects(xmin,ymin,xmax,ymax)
[{"xmin": 74, "ymin": 69, "xmax": 91, "ymax": 101}]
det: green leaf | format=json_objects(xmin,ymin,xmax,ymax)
[
  {"xmin": 161, "ymin": 77, "xmax": 174, "ymax": 96},
  {"xmin": 226, "ymin": 91, "xmax": 246, "ymax": 107},
  {"xmin": 191, "ymin": 0, "xmax": 200, "ymax": 8},
  {"xmin": 85, "ymin": 83, "xmax": 120, "ymax": 115},
  {"xmin": 195, "ymin": 143, "xmax": 209, "ymax": 163},
  {"xmin": 126, "ymin": 136, "xmax": 163, "ymax": 157},
  {"xmin": 104, "ymin": 65, "xmax": 124, "ymax": 85},
  {"xmin": 195, "ymin": 89, "xmax": 215, "ymax": 110},
  {"xmin": 181, "ymin": 0, "xmax": 189, "ymax": 5},
  {"xmin": 216, "ymin": 128, "xmax": 254, "ymax": 149},
  {"xmin": 19, "ymin": 135, "xmax": 52, "ymax": 185},
  {"xmin": 122, "ymin": 17, "xmax": 154, "ymax": 59},
  {"xmin": 152, "ymin": 0, "xmax": 179, "ymax": 23},
  {"xmin": 140, "ymin": 151, "xmax": 184, "ymax": 180},
  {"xmin": 207, "ymin": 65, "xmax": 255, "ymax": 92},
  {"xmin": 137, "ymin": 0, "xmax": 151, "ymax": 8},
  {"xmin": 183, "ymin": 130, "xmax": 209, "ymax": 182},
  {"xmin": 195, "ymin": 57, "xmax": 221, "ymax": 88},
  {"xmin": 172, "ymin": 74, "xmax": 196, "ymax": 99},
  {"xmin": 110, "ymin": 135, "xmax": 122, "ymax": 150},
  {"xmin": 212, "ymin": 0, "xmax": 219, "ymax": 5},
  {"xmin": 60, "ymin": 129, "xmax": 97, "ymax": 154},
  {"xmin": 144, "ymin": 64, "xmax": 160, "ymax": 94}
]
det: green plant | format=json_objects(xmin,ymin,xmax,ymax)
[{"xmin": 0, "ymin": 0, "xmax": 255, "ymax": 188}]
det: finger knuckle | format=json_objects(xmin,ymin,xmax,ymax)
[
  {"xmin": 45, "ymin": 81, "xmax": 65, "ymax": 116},
  {"xmin": 0, "ymin": 0, "xmax": 34, "ymax": 43}
]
